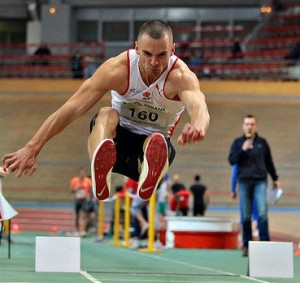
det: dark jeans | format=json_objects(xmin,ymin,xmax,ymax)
[{"xmin": 239, "ymin": 180, "xmax": 270, "ymax": 248}]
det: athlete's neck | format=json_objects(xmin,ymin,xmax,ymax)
[{"xmin": 139, "ymin": 65, "xmax": 167, "ymax": 86}]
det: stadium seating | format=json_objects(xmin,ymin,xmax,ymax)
[{"xmin": 0, "ymin": 42, "xmax": 105, "ymax": 79}]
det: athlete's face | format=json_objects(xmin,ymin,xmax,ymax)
[{"xmin": 135, "ymin": 33, "xmax": 175, "ymax": 77}]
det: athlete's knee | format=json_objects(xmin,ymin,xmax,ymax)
[
  {"xmin": 98, "ymin": 107, "xmax": 119, "ymax": 119},
  {"xmin": 96, "ymin": 107, "xmax": 119, "ymax": 126}
]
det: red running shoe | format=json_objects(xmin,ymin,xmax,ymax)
[
  {"xmin": 91, "ymin": 139, "xmax": 116, "ymax": 200},
  {"xmin": 138, "ymin": 133, "xmax": 169, "ymax": 201}
]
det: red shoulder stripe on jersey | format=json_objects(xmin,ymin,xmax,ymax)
[
  {"xmin": 163, "ymin": 56, "xmax": 181, "ymax": 101},
  {"xmin": 119, "ymin": 50, "xmax": 130, "ymax": 95}
]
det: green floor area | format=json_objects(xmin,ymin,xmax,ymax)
[{"xmin": 1, "ymin": 232, "xmax": 299, "ymax": 283}]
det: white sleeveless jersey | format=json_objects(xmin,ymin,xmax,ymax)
[{"xmin": 111, "ymin": 49, "xmax": 185, "ymax": 137}]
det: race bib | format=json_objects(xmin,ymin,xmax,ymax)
[{"xmin": 120, "ymin": 101, "xmax": 167, "ymax": 128}]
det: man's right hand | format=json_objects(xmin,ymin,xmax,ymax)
[
  {"xmin": 242, "ymin": 139, "xmax": 253, "ymax": 151},
  {"xmin": 2, "ymin": 146, "xmax": 37, "ymax": 177}
]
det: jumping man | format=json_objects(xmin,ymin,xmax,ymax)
[{"xmin": 2, "ymin": 20, "xmax": 210, "ymax": 201}]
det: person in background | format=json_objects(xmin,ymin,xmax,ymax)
[
  {"xmin": 71, "ymin": 49, "xmax": 84, "ymax": 79},
  {"xmin": 228, "ymin": 114, "xmax": 280, "ymax": 257},
  {"xmin": 190, "ymin": 174, "xmax": 209, "ymax": 216},
  {"xmin": 33, "ymin": 43, "xmax": 51, "ymax": 65},
  {"xmin": 86, "ymin": 175, "xmax": 97, "ymax": 234},
  {"xmin": 69, "ymin": 167, "xmax": 92, "ymax": 236},
  {"xmin": 170, "ymin": 186, "xmax": 190, "ymax": 216},
  {"xmin": 284, "ymin": 42, "xmax": 300, "ymax": 66},
  {"xmin": 169, "ymin": 174, "xmax": 187, "ymax": 215},
  {"xmin": 156, "ymin": 173, "xmax": 170, "ymax": 229},
  {"xmin": 83, "ymin": 53, "xmax": 99, "ymax": 78},
  {"xmin": 231, "ymin": 164, "xmax": 259, "ymax": 240},
  {"xmin": 170, "ymin": 174, "xmax": 185, "ymax": 194},
  {"xmin": 230, "ymin": 39, "xmax": 243, "ymax": 59},
  {"xmin": 130, "ymin": 196, "xmax": 149, "ymax": 249},
  {"xmin": 130, "ymin": 197, "xmax": 149, "ymax": 238}
]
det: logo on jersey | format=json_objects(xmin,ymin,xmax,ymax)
[{"xmin": 142, "ymin": 91, "xmax": 151, "ymax": 100}]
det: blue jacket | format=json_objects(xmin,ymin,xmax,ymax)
[{"xmin": 228, "ymin": 134, "xmax": 278, "ymax": 182}]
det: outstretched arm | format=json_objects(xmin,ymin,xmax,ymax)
[
  {"xmin": 176, "ymin": 69, "xmax": 210, "ymax": 145},
  {"xmin": 2, "ymin": 53, "xmax": 127, "ymax": 177},
  {"xmin": 2, "ymin": 79, "xmax": 103, "ymax": 177}
]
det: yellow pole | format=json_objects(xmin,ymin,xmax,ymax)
[
  {"xmin": 139, "ymin": 192, "xmax": 162, "ymax": 253},
  {"xmin": 123, "ymin": 190, "xmax": 131, "ymax": 247},
  {"xmin": 113, "ymin": 193, "xmax": 121, "ymax": 246},
  {"xmin": 97, "ymin": 201, "xmax": 105, "ymax": 239},
  {"xmin": 3, "ymin": 220, "xmax": 9, "ymax": 233},
  {"xmin": 148, "ymin": 192, "xmax": 156, "ymax": 251}
]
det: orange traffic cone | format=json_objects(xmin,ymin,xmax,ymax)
[
  {"xmin": 12, "ymin": 222, "xmax": 20, "ymax": 233},
  {"xmin": 295, "ymin": 243, "xmax": 300, "ymax": 256}
]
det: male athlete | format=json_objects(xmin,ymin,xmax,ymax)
[{"xmin": 2, "ymin": 20, "xmax": 210, "ymax": 201}]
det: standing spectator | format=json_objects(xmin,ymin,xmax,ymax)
[
  {"xmin": 86, "ymin": 175, "xmax": 97, "ymax": 234},
  {"xmin": 170, "ymin": 174, "xmax": 185, "ymax": 194},
  {"xmin": 190, "ymin": 174, "xmax": 209, "ymax": 216},
  {"xmin": 170, "ymin": 174, "xmax": 189, "ymax": 215},
  {"xmin": 156, "ymin": 173, "xmax": 170, "ymax": 229},
  {"xmin": 231, "ymin": 164, "xmax": 259, "ymax": 240},
  {"xmin": 170, "ymin": 187, "xmax": 190, "ymax": 216},
  {"xmin": 230, "ymin": 39, "xmax": 243, "ymax": 59},
  {"xmin": 284, "ymin": 42, "xmax": 300, "ymax": 66},
  {"xmin": 83, "ymin": 53, "xmax": 99, "ymax": 78},
  {"xmin": 69, "ymin": 167, "xmax": 92, "ymax": 236},
  {"xmin": 228, "ymin": 114, "xmax": 280, "ymax": 257},
  {"xmin": 33, "ymin": 43, "xmax": 51, "ymax": 65},
  {"xmin": 71, "ymin": 50, "xmax": 84, "ymax": 79},
  {"xmin": 130, "ymin": 197, "xmax": 149, "ymax": 236}
]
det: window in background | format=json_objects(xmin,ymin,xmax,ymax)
[
  {"xmin": 103, "ymin": 21, "xmax": 129, "ymax": 41},
  {"xmin": 77, "ymin": 21, "xmax": 98, "ymax": 42},
  {"xmin": 134, "ymin": 21, "xmax": 145, "ymax": 40},
  {"xmin": 0, "ymin": 20, "xmax": 26, "ymax": 43}
]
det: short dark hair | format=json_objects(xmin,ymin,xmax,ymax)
[
  {"xmin": 138, "ymin": 20, "xmax": 173, "ymax": 42},
  {"xmin": 195, "ymin": 174, "xmax": 201, "ymax": 181},
  {"xmin": 244, "ymin": 114, "xmax": 255, "ymax": 119}
]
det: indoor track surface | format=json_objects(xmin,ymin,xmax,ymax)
[{"xmin": 0, "ymin": 232, "xmax": 299, "ymax": 283}]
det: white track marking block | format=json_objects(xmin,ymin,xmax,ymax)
[
  {"xmin": 35, "ymin": 237, "xmax": 80, "ymax": 272},
  {"xmin": 249, "ymin": 241, "xmax": 294, "ymax": 278}
]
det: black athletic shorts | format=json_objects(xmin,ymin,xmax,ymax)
[
  {"xmin": 74, "ymin": 199, "xmax": 88, "ymax": 215},
  {"xmin": 89, "ymin": 113, "xmax": 176, "ymax": 181}
]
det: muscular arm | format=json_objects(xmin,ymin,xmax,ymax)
[
  {"xmin": 2, "ymin": 53, "xmax": 128, "ymax": 177},
  {"xmin": 170, "ymin": 65, "xmax": 210, "ymax": 145}
]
